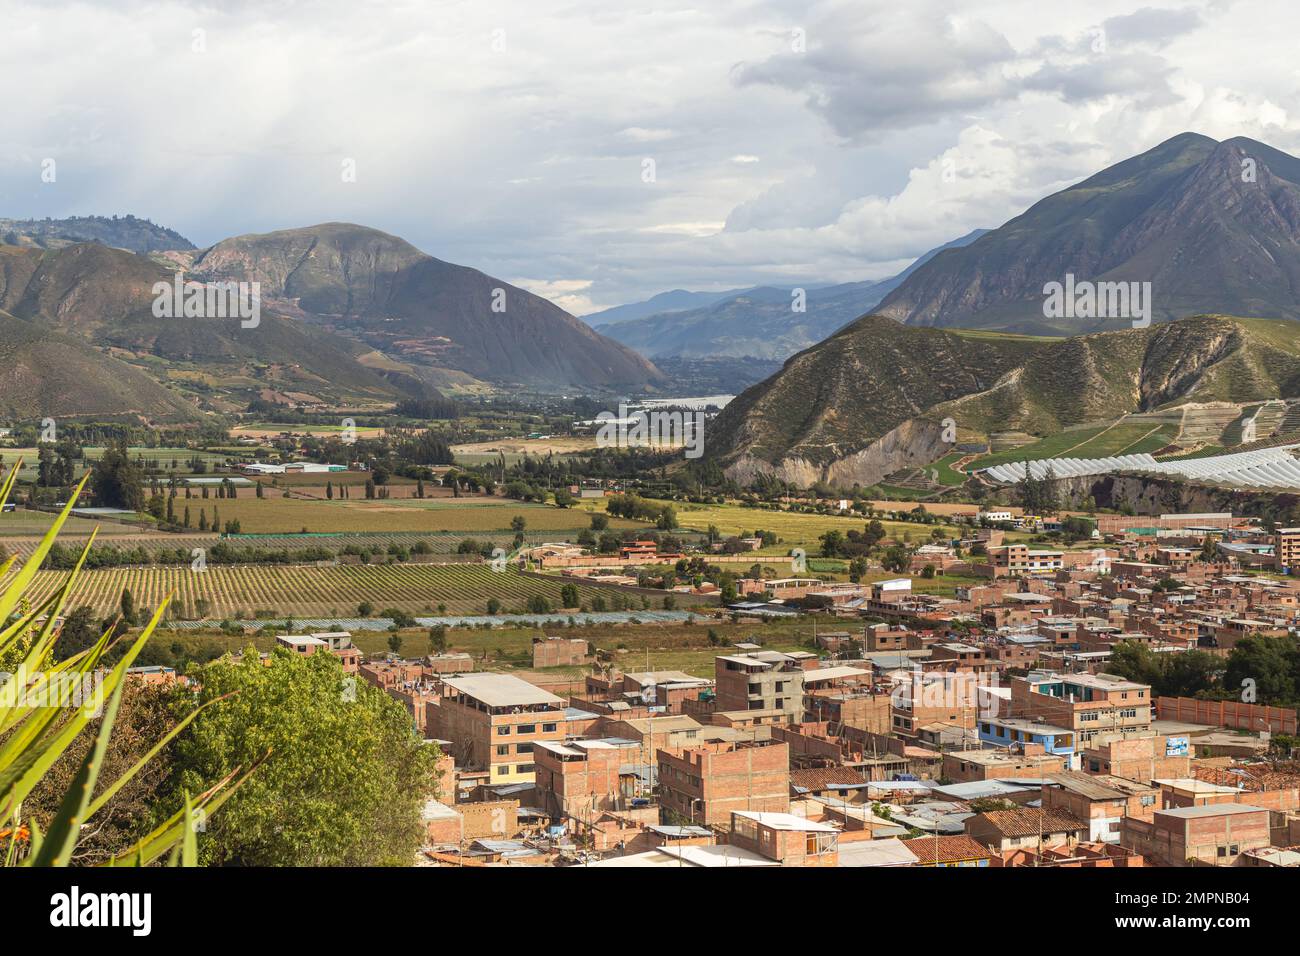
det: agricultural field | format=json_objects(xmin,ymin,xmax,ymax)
[
  {"xmin": 15, "ymin": 564, "xmax": 692, "ymax": 618},
  {"xmin": 170, "ymin": 495, "xmax": 638, "ymax": 535},
  {"xmin": 969, "ymin": 420, "xmax": 1178, "ymax": 470},
  {"xmin": 579, "ymin": 498, "xmax": 965, "ymax": 552},
  {"xmin": 0, "ymin": 445, "xmax": 235, "ymax": 482}
]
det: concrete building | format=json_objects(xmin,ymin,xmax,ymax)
[
  {"xmin": 1010, "ymin": 672, "xmax": 1152, "ymax": 749},
  {"xmin": 1275, "ymin": 527, "xmax": 1300, "ymax": 572}
]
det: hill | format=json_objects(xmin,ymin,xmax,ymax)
[
  {"xmin": 877, "ymin": 134, "xmax": 1300, "ymax": 333},
  {"xmin": 0, "ymin": 242, "xmax": 408, "ymax": 409},
  {"xmin": 0, "ymin": 215, "xmax": 194, "ymax": 253},
  {"xmin": 191, "ymin": 223, "xmax": 663, "ymax": 391},
  {"xmin": 708, "ymin": 314, "xmax": 1300, "ymax": 488},
  {"xmin": 0, "ymin": 311, "xmax": 199, "ymax": 421}
]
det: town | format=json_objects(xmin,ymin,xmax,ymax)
[{"xmin": 253, "ymin": 505, "xmax": 1300, "ymax": 869}]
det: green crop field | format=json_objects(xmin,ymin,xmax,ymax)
[
  {"xmin": 576, "ymin": 498, "xmax": 962, "ymax": 550},
  {"xmin": 970, "ymin": 419, "xmax": 1176, "ymax": 470},
  {"xmin": 13, "ymin": 564, "xmax": 685, "ymax": 618}
]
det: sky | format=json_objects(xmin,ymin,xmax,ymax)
[{"xmin": 1, "ymin": 0, "xmax": 1297, "ymax": 314}]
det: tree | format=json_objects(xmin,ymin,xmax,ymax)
[
  {"xmin": 560, "ymin": 584, "xmax": 580, "ymax": 608},
  {"xmin": 590, "ymin": 513, "xmax": 609, "ymax": 532},
  {"xmin": 90, "ymin": 440, "xmax": 145, "ymax": 511},
  {"xmin": 119, "ymin": 587, "xmax": 138, "ymax": 627},
  {"xmin": 388, "ymin": 633, "xmax": 403, "ymax": 654},
  {"xmin": 881, "ymin": 546, "xmax": 909, "ymax": 573},
  {"xmin": 510, "ymin": 514, "xmax": 527, "ymax": 533},
  {"xmin": 51, "ymin": 604, "xmax": 101, "ymax": 661},
  {"xmin": 428, "ymin": 625, "xmax": 448, "ymax": 654},
  {"xmin": 24, "ymin": 681, "xmax": 182, "ymax": 864},
  {"xmin": 172, "ymin": 648, "xmax": 439, "ymax": 865},
  {"xmin": 553, "ymin": 487, "xmax": 574, "ymax": 508}
]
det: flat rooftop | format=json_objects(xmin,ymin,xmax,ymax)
[{"xmin": 443, "ymin": 673, "xmax": 564, "ymax": 708}]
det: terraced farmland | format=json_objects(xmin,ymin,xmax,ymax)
[{"xmin": 12, "ymin": 564, "xmax": 690, "ymax": 617}]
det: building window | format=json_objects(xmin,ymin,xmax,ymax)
[
  {"xmin": 497, "ymin": 725, "xmax": 510, "ymax": 735},
  {"xmin": 497, "ymin": 745, "xmax": 508, "ymax": 756},
  {"xmin": 542, "ymin": 723, "xmax": 557, "ymax": 733},
  {"xmin": 516, "ymin": 724, "xmax": 536, "ymax": 735}
]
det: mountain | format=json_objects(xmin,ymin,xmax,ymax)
[
  {"xmin": 190, "ymin": 223, "xmax": 663, "ymax": 391},
  {"xmin": 600, "ymin": 230, "xmax": 988, "ymax": 361},
  {"xmin": 0, "ymin": 310, "xmax": 198, "ymax": 421},
  {"xmin": 708, "ymin": 314, "xmax": 1300, "ymax": 488},
  {"xmin": 0, "ymin": 242, "xmax": 408, "ymax": 409},
  {"xmin": 877, "ymin": 134, "xmax": 1300, "ymax": 332},
  {"xmin": 0, "ymin": 215, "xmax": 193, "ymax": 253},
  {"xmin": 582, "ymin": 288, "xmax": 752, "ymax": 327}
]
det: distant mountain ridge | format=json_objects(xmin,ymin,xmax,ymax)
[
  {"xmin": 598, "ymin": 229, "xmax": 988, "ymax": 361},
  {"xmin": 0, "ymin": 215, "xmax": 194, "ymax": 253},
  {"xmin": 878, "ymin": 134, "xmax": 1300, "ymax": 332},
  {"xmin": 582, "ymin": 288, "xmax": 753, "ymax": 327}
]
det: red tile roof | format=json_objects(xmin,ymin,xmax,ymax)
[
  {"xmin": 975, "ymin": 807, "xmax": 1088, "ymax": 839},
  {"xmin": 902, "ymin": 835, "xmax": 995, "ymax": 864},
  {"xmin": 790, "ymin": 767, "xmax": 867, "ymax": 792}
]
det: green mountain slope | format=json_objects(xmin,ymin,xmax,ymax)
[{"xmin": 710, "ymin": 314, "xmax": 1300, "ymax": 487}]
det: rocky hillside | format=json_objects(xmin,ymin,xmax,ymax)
[
  {"xmin": 877, "ymin": 134, "xmax": 1300, "ymax": 333},
  {"xmin": 709, "ymin": 315, "xmax": 1300, "ymax": 487}
]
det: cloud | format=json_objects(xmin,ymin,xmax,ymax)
[{"xmin": 2, "ymin": 0, "xmax": 1298, "ymax": 314}]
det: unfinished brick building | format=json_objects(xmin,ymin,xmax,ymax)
[{"xmin": 657, "ymin": 740, "xmax": 790, "ymax": 827}]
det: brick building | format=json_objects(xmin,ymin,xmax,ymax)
[
  {"xmin": 433, "ymin": 674, "xmax": 566, "ymax": 785},
  {"xmin": 1121, "ymin": 804, "xmax": 1271, "ymax": 866},
  {"xmin": 657, "ymin": 740, "xmax": 790, "ymax": 826}
]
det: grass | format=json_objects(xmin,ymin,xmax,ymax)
[
  {"xmin": 154, "ymin": 619, "xmax": 824, "ymax": 678},
  {"xmin": 577, "ymin": 498, "xmax": 964, "ymax": 550}
]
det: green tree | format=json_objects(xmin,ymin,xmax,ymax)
[
  {"xmin": 428, "ymin": 625, "xmax": 448, "ymax": 654},
  {"xmin": 172, "ymin": 648, "xmax": 439, "ymax": 865},
  {"xmin": 90, "ymin": 440, "xmax": 145, "ymax": 511}
]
